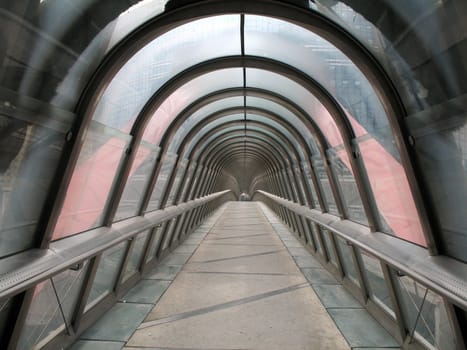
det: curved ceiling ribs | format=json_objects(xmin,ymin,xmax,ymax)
[{"xmin": 43, "ymin": 0, "xmax": 435, "ymax": 253}]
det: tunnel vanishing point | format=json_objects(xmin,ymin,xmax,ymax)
[{"xmin": 0, "ymin": 1, "xmax": 466, "ymax": 349}]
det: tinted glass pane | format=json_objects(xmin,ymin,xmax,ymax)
[
  {"xmin": 0, "ymin": 108, "xmax": 66, "ymax": 256},
  {"xmin": 301, "ymin": 162, "xmax": 320, "ymax": 209},
  {"xmin": 168, "ymin": 97, "xmax": 244, "ymax": 152},
  {"xmin": 114, "ymin": 145, "xmax": 160, "ymax": 221},
  {"xmin": 329, "ymin": 149, "xmax": 367, "ymax": 225},
  {"xmin": 178, "ymin": 162, "xmax": 196, "ymax": 202},
  {"xmin": 123, "ymin": 230, "xmax": 151, "ymax": 282},
  {"xmin": 18, "ymin": 280, "xmax": 64, "ymax": 350},
  {"xmin": 145, "ymin": 224, "xmax": 166, "ymax": 263},
  {"xmin": 320, "ymin": 227, "xmax": 338, "ymax": 267},
  {"xmin": 0, "ymin": 298, "xmax": 13, "ymax": 341},
  {"xmin": 142, "ymin": 69, "xmax": 243, "ymax": 144},
  {"xmin": 0, "ymin": 1, "xmax": 168, "ymax": 110},
  {"xmin": 18, "ymin": 264, "xmax": 89, "ymax": 350},
  {"xmin": 334, "ymin": 236, "xmax": 360, "ymax": 286},
  {"xmin": 246, "ymin": 96, "xmax": 320, "ymax": 154},
  {"xmin": 394, "ymin": 273, "xmax": 458, "ymax": 350},
  {"xmin": 358, "ymin": 249, "xmax": 394, "ymax": 317},
  {"xmin": 245, "ymin": 15, "xmax": 389, "ymax": 148},
  {"xmin": 86, "ymin": 241, "xmax": 128, "ymax": 310},
  {"xmin": 161, "ymin": 217, "xmax": 178, "ymax": 251},
  {"xmin": 53, "ymin": 123, "xmax": 130, "ymax": 239},
  {"xmin": 246, "ymin": 68, "xmax": 344, "ymax": 147},
  {"xmin": 358, "ymin": 139, "xmax": 426, "ymax": 246},
  {"xmin": 313, "ymin": 158, "xmax": 338, "ymax": 215},
  {"xmin": 146, "ymin": 153, "xmax": 177, "ymax": 211},
  {"xmin": 93, "ymin": 15, "xmax": 240, "ymax": 130},
  {"xmin": 406, "ymin": 99, "xmax": 467, "ymax": 259},
  {"xmin": 311, "ymin": 223, "xmax": 324, "ymax": 256},
  {"xmin": 165, "ymin": 160, "xmax": 188, "ymax": 206}
]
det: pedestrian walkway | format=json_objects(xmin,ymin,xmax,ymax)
[{"xmin": 71, "ymin": 202, "xmax": 400, "ymax": 350}]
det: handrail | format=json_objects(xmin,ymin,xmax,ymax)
[
  {"xmin": 0, "ymin": 190, "xmax": 232, "ymax": 300},
  {"xmin": 254, "ymin": 190, "xmax": 467, "ymax": 310}
]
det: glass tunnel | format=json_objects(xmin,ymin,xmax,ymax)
[{"xmin": 0, "ymin": 0, "xmax": 466, "ymax": 349}]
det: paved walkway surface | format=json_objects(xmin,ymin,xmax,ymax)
[{"xmin": 71, "ymin": 202, "xmax": 400, "ymax": 350}]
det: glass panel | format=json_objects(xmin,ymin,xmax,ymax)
[
  {"xmin": 309, "ymin": 1, "xmax": 452, "ymax": 114},
  {"xmin": 86, "ymin": 241, "xmax": 128, "ymax": 311},
  {"xmin": 18, "ymin": 280, "xmax": 64, "ymax": 350},
  {"xmin": 0, "ymin": 112, "xmax": 66, "ymax": 256},
  {"xmin": 358, "ymin": 139, "xmax": 426, "ymax": 246},
  {"xmin": 311, "ymin": 222, "xmax": 324, "ymax": 256},
  {"xmin": 0, "ymin": 298, "xmax": 13, "ymax": 340},
  {"xmin": 93, "ymin": 15, "xmax": 241, "ymax": 130},
  {"xmin": 246, "ymin": 96, "xmax": 320, "ymax": 154},
  {"xmin": 302, "ymin": 162, "xmax": 320, "ymax": 209},
  {"xmin": 146, "ymin": 153, "xmax": 177, "ymax": 211},
  {"xmin": 177, "ymin": 162, "xmax": 196, "ymax": 203},
  {"xmin": 122, "ymin": 230, "xmax": 151, "ymax": 282},
  {"xmin": 329, "ymin": 148, "xmax": 367, "ymax": 225},
  {"xmin": 0, "ymin": 1, "xmax": 168, "ymax": 110},
  {"xmin": 245, "ymin": 15, "xmax": 386, "ymax": 144},
  {"xmin": 320, "ymin": 227, "xmax": 338, "ymax": 267},
  {"xmin": 246, "ymin": 68, "xmax": 344, "ymax": 147},
  {"xmin": 334, "ymin": 236, "xmax": 360, "ymax": 286},
  {"xmin": 142, "ymin": 69, "xmax": 243, "ymax": 144},
  {"xmin": 358, "ymin": 249, "xmax": 394, "ymax": 317},
  {"xmin": 165, "ymin": 160, "xmax": 188, "ymax": 207},
  {"xmin": 161, "ymin": 217, "xmax": 178, "ymax": 251},
  {"xmin": 19, "ymin": 262, "xmax": 89, "ymax": 350},
  {"xmin": 406, "ymin": 99, "xmax": 467, "ymax": 259},
  {"xmin": 303, "ymin": 219, "xmax": 314, "ymax": 248},
  {"xmin": 145, "ymin": 223, "xmax": 166, "ymax": 263},
  {"xmin": 168, "ymin": 97, "xmax": 244, "ymax": 153},
  {"xmin": 187, "ymin": 166, "xmax": 204, "ymax": 200},
  {"xmin": 114, "ymin": 145, "xmax": 160, "ymax": 221},
  {"xmin": 53, "ymin": 123, "xmax": 129, "ymax": 239},
  {"xmin": 313, "ymin": 158, "xmax": 338, "ymax": 215},
  {"xmin": 394, "ymin": 273, "xmax": 458, "ymax": 350}
]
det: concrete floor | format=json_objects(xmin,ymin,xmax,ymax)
[{"xmin": 72, "ymin": 202, "xmax": 400, "ymax": 350}]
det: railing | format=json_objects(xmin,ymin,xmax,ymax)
[
  {"xmin": 254, "ymin": 190, "xmax": 467, "ymax": 349},
  {"xmin": 0, "ymin": 190, "xmax": 231, "ymax": 300}
]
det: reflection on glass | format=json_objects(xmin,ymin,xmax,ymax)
[
  {"xmin": 161, "ymin": 217, "xmax": 178, "ymax": 251},
  {"xmin": 0, "ymin": 117, "xmax": 65, "ymax": 256},
  {"xmin": 313, "ymin": 158, "xmax": 338, "ymax": 215},
  {"xmin": 93, "ymin": 16, "xmax": 240, "ymax": 130},
  {"xmin": 123, "ymin": 230, "xmax": 151, "ymax": 282},
  {"xmin": 311, "ymin": 222, "xmax": 324, "ymax": 256},
  {"xmin": 18, "ymin": 280, "xmax": 64, "ymax": 350},
  {"xmin": 407, "ymin": 101, "xmax": 467, "ymax": 259},
  {"xmin": 142, "ymin": 69, "xmax": 243, "ymax": 145},
  {"xmin": 145, "ymin": 224, "xmax": 166, "ymax": 263},
  {"xmin": 146, "ymin": 154, "xmax": 177, "ymax": 211},
  {"xmin": 246, "ymin": 68, "xmax": 344, "ymax": 147},
  {"xmin": 358, "ymin": 140, "xmax": 426, "ymax": 246},
  {"xmin": 53, "ymin": 123, "xmax": 129, "ymax": 239},
  {"xmin": 330, "ymin": 149, "xmax": 367, "ymax": 225},
  {"xmin": 114, "ymin": 145, "xmax": 159, "ymax": 221},
  {"xmin": 320, "ymin": 227, "xmax": 338, "ymax": 267},
  {"xmin": 394, "ymin": 273, "xmax": 458, "ymax": 350},
  {"xmin": 19, "ymin": 261, "xmax": 89, "ymax": 350},
  {"xmin": 165, "ymin": 161, "xmax": 187, "ymax": 206},
  {"xmin": 302, "ymin": 162, "xmax": 321, "ymax": 209},
  {"xmin": 358, "ymin": 249, "xmax": 394, "ymax": 317},
  {"xmin": 86, "ymin": 241, "xmax": 128, "ymax": 311},
  {"xmin": 334, "ymin": 236, "xmax": 360, "ymax": 286},
  {"xmin": 0, "ymin": 298, "xmax": 12, "ymax": 340}
]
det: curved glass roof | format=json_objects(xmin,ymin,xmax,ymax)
[{"xmin": 2, "ymin": 0, "xmax": 466, "ymax": 263}]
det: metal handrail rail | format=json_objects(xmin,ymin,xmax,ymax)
[
  {"xmin": 0, "ymin": 190, "xmax": 232, "ymax": 300},
  {"xmin": 254, "ymin": 190, "xmax": 467, "ymax": 310}
]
